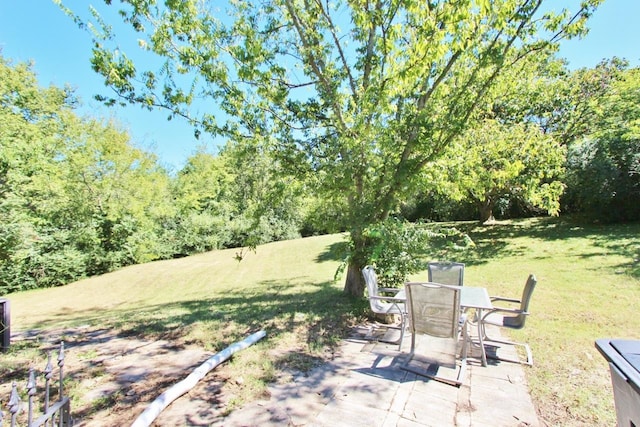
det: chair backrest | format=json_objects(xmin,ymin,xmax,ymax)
[
  {"xmin": 519, "ymin": 273, "xmax": 537, "ymax": 318},
  {"xmin": 405, "ymin": 282, "xmax": 461, "ymax": 339},
  {"xmin": 362, "ymin": 265, "xmax": 379, "ymax": 299},
  {"xmin": 362, "ymin": 265, "xmax": 387, "ymax": 314},
  {"xmin": 505, "ymin": 274, "xmax": 537, "ymax": 329},
  {"xmin": 427, "ymin": 261, "xmax": 465, "ymax": 286}
]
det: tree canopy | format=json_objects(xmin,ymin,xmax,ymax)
[
  {"xmin": 450, "ymin": 119, "xmax": 566, "ymax": 223},
  {"xmin": 0, "ymin": 55, "xmax": 175, "ymax": 292},
  {"xmin": 58, "ymin": 0, "xmax": 603, "ymax": 296},
  {"xmin": 563, "ymin": 59, "xmax": 640, "ymax": 221}
]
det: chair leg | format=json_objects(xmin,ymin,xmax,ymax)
[
  {"xmin": 483, "ymin": 338, "xmax": 533, "ymax": 365},
  {"xmin": 456, "ymin": 322, "xmax": 469, "ymax": 385},
  {"xmin": 400, "ymin": 354, "xmax": 464, "ymax": 387},
  {"xmin": 398, "ymin": 312, "xmax": 407, "ymax": 351},
  {"xmin": 480, "ymin": 321, "xmax": 533, "ymax": 366},
  {"xmin": 368, "ymin": 312, "xmax": 406, "ymax": 349},
  {"xmin": 400, "ymin": 327, "xmax": 468, "ymax": 387},
  {"xmin": 409, "ymin": 318, "xmax": 416, "ymax": 354}
]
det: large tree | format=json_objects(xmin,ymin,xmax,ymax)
[
  {"xmin": 59, "ymin": 0, "xmax": 602, "ymax": 296},
  {"xmin": 449, "ymin": 119, "xmax": 566, "ymax": 223}
]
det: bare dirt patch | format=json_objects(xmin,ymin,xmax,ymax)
[{"xmin": 2, "ymin": 326, "xmax": 241, "ymax": 426}]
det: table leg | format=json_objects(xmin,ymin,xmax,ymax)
[{"xmin": 476, "ymin": 308, "xmax": 487, "ymax": 367}]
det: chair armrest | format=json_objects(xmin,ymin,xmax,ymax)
[
  {"xmin": 490, "ymin": 296, "xmax": 521, "ymax": 304},
  {"xmin": 378, "ymin": 287, "xmax": 401, "ymax": 294},
  {"xmin": 483, "ymin": 306, "xmax": 527, "ymax": 317},
  {"xmin": 369, "ymin": 295, "xmax": 405, "ymax": 303}
]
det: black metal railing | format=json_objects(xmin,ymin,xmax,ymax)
[{"xmin": 1, "ymin": 341, "xmax": 72, "ymax": 426}]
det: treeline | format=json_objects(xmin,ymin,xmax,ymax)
[
  {"xmin": 1, "ymin": 55, "xmax": 638, "ymax": 294},
  {"xmin": 401, "ymin": 57, "xmax": 640, "ymax": 225},
  {"xmin": 0, "ymin": 56, "xmax": 311, "ymax": 294}
]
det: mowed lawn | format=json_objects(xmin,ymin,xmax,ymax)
[
  {"xmin": 4, "ymin": 217, "xmax": 640, "ymax": 426},
  {"xmin": 8, "ymin": 233, "xmax": 351, "ymax": 335}
]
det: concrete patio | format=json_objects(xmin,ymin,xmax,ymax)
[{"xmin": 217, "ymin": 322, "xmax": 540, "ymax": 426}]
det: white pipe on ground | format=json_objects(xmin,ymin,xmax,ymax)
[{"xmin": 130, "ymin": 330, "xmax": 267, "ymax": 427}]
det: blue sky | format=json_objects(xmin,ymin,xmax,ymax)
[{"xmin": 1, "ymin": 1, "xmax": 639, "ymax": 171}]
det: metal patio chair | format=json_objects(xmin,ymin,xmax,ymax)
[
  {"xmin": 401, "ymin": 282, "xmax": 469, "ymax": 387},
  {"xmin": 479, "ymin": 274, "xmax": 537, "ymax": 365},
  {"xmin": 362, "ymin": 265, "xmax": 407, "ymax": 351},
  {"xmin": 427, "ymin": 261, "xmax": 465, "ymax": 286}
]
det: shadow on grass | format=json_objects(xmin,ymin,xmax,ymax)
[
  {"xmin": 315, "ymin": 240, "xmax": 349, "ymax": 263},
  {"xmin": 0, "ymin": 281, "xmax": 366, "ymax": 420},
  {"xmin": 421, "ymin": 217, "xmax": 640, "ymax": 277},
  {"xmin": 26, "ymin": 279, "xmax": 368, "ymax": 349},
  {"xmin": 2, "ymin": 277, "xmax": 370, "ymax": 424}
]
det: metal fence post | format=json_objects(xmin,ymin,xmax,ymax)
[
  {"xmin": 57, "ymin": 342, "xmax": 65, "ymax": 401},
  {"xmin": 2, "ymin": 341, "xmax": 72, "ymax": 427},
  {"xmin": 27, "ymin": 369, "xmax": 36, "ymax": 426},
  {"xmin": 9, "ymin": 382, "xmax": 20, "ymax": 427},
  {"xmin": 44, "ymin": 352, "xmax": 53, "ymax": 425}
]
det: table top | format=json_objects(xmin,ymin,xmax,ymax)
[
  {"xmin": 398, "ymin": 285, "xmax": 493, "ymax": 310},
  {"xmin": 460, "ymin": 286, "xmax": 493, "ymax": 310}
]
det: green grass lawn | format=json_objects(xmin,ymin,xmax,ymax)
[
  {"xmin": 3, "ymin": 217, "xmax": 640, "ymax": 425},
  {"xmin": 424, "ymin": 217, "xmax": 640, "ymax": 426}
]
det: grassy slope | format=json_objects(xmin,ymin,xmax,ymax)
[
  {"xmin": 6, "ymin": 218, "xmax": 640, "ymax": 425},
  {"xmin": 9, "ymin": 233, "xmax": 349, "ymax": 333}
]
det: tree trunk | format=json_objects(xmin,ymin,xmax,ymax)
[
  {"xmin": 343, "ymin": 229, "xmax": 369, "ymax": 297},
  {"xmin": 478, "ymin": 198, "xmax": 495, "ymax": 224},
  {"xmin": 343, "ymin": 261, "xmax": 366, "ymax": 297}
]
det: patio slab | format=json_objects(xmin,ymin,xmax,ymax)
[{"xmin": 219, "ymin": 322, "xmax": 540, "ymax": 426}]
